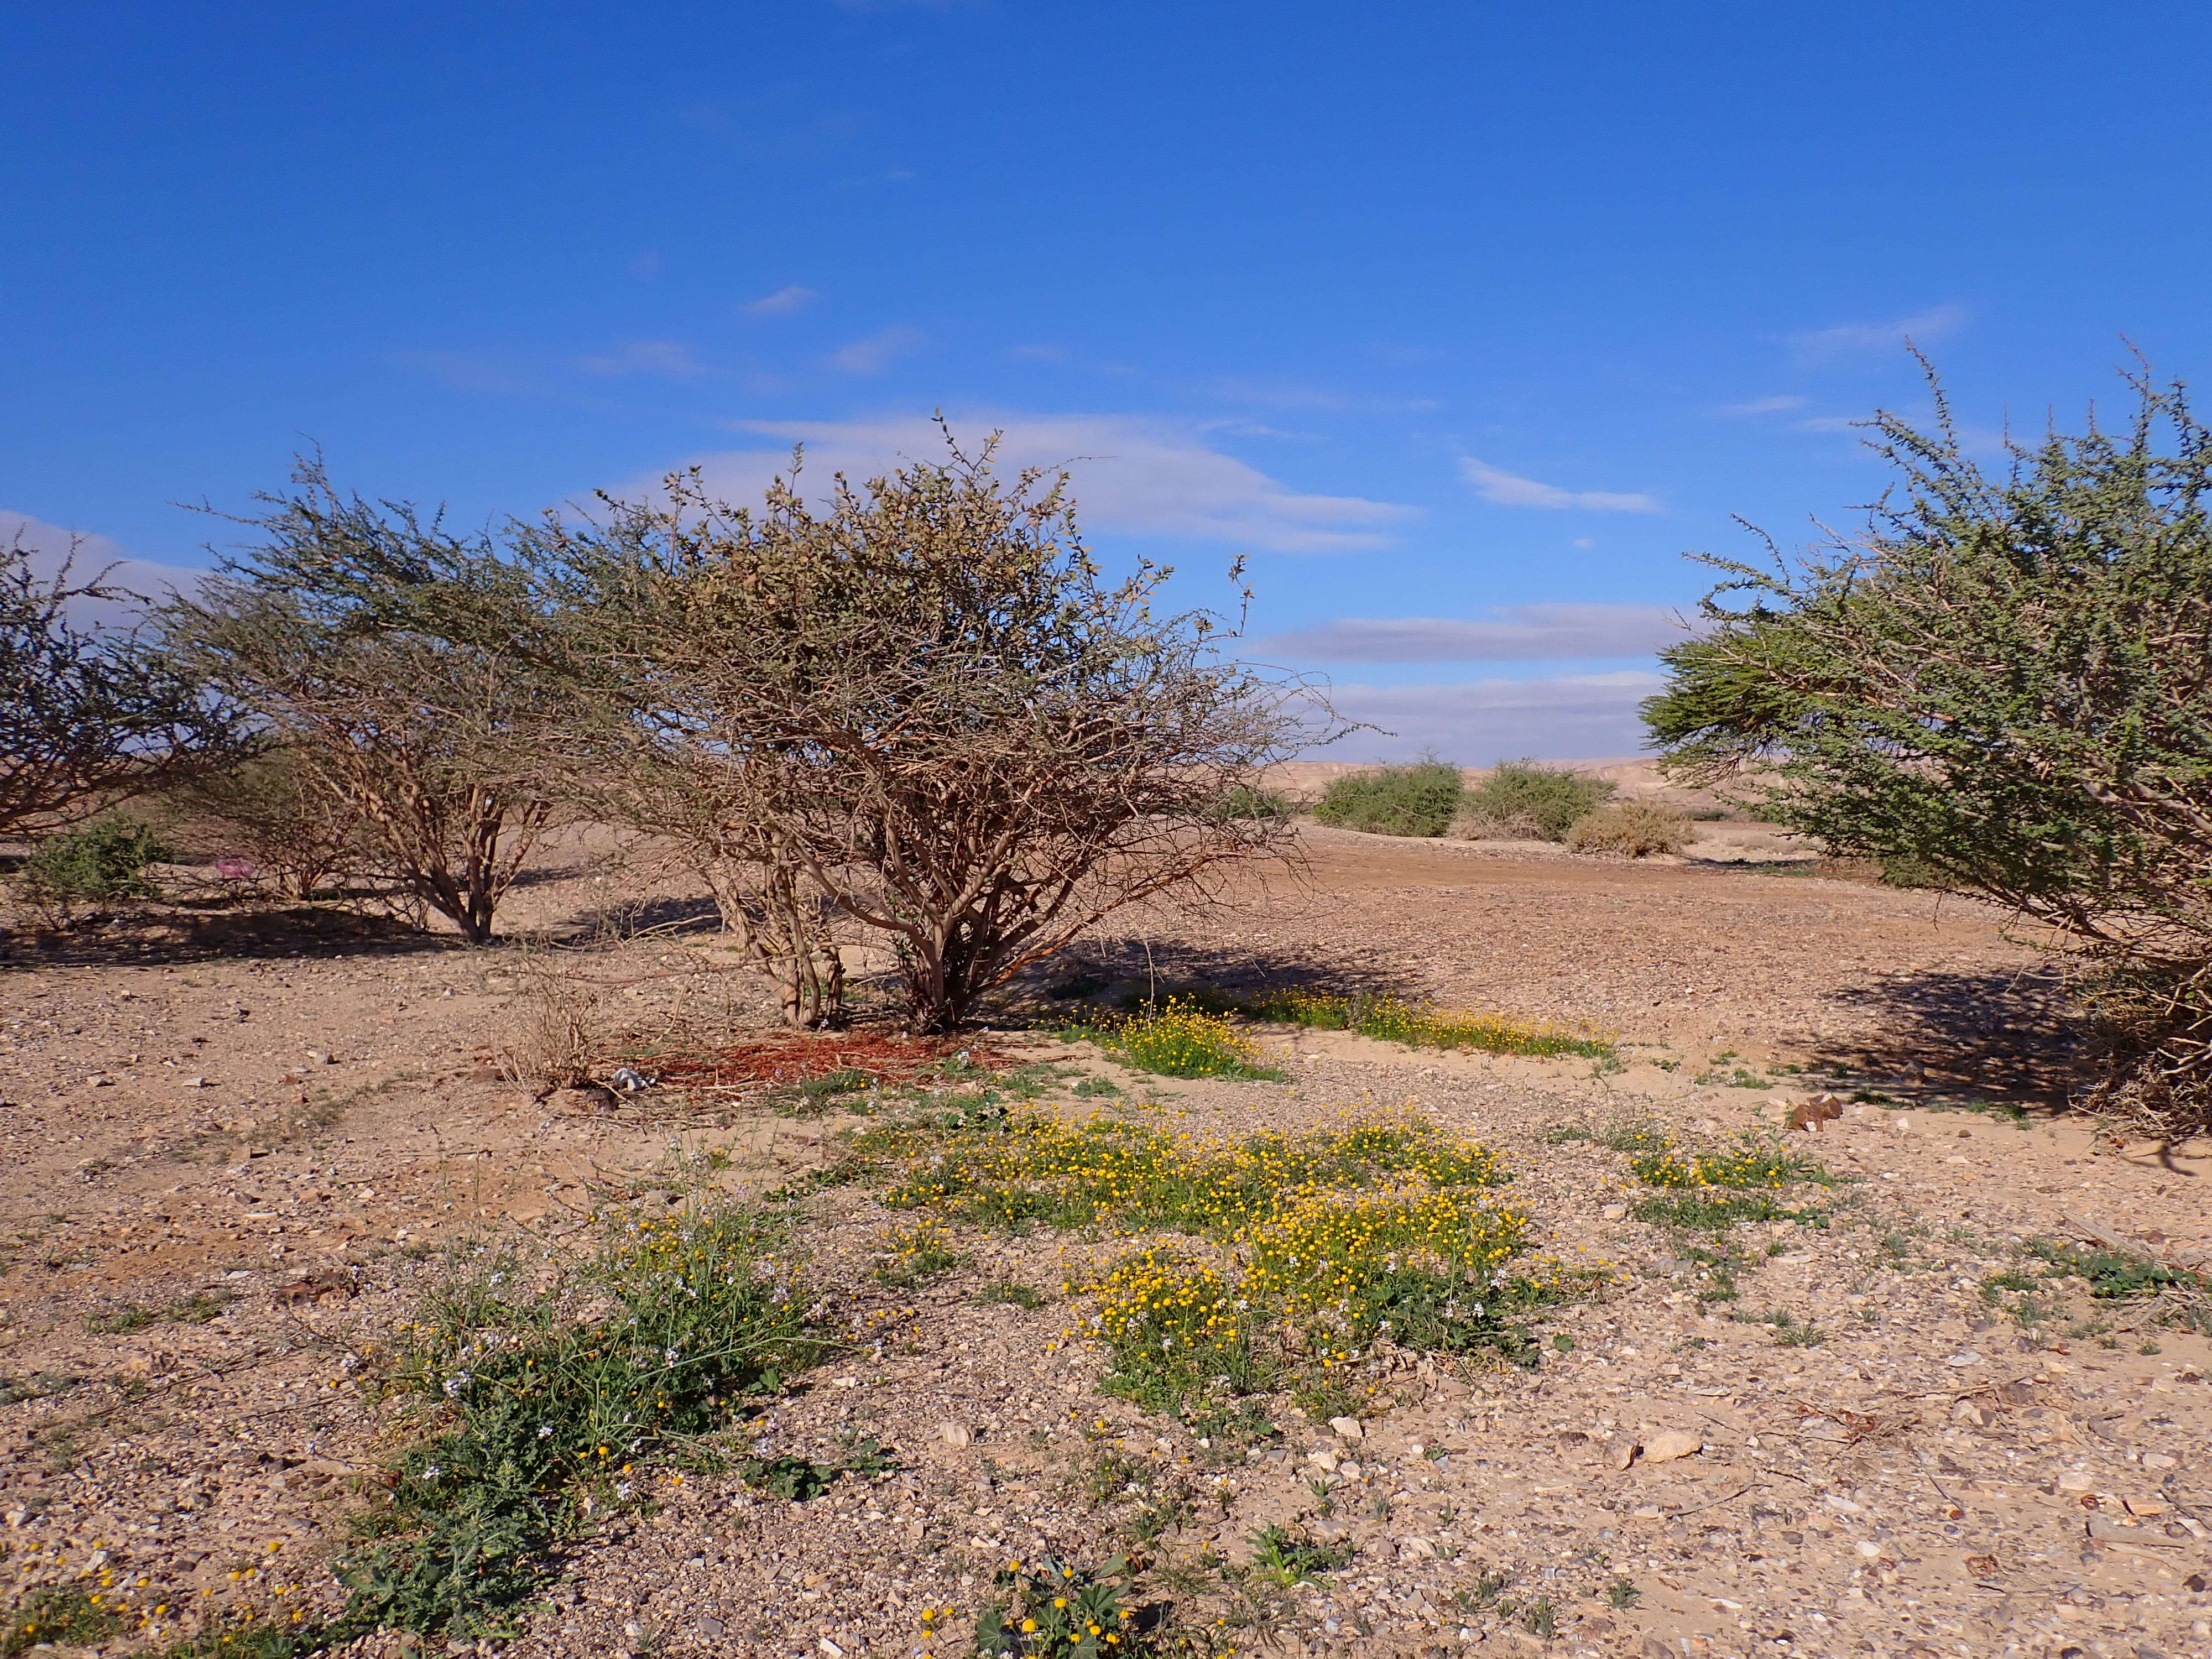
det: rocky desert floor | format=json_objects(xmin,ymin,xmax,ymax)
[{"xmin": 6, "ymin": 823, "xmax": 2212, "ymax": 1659}]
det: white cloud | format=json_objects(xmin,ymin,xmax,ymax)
[
  {"xmin": 744, "ymin": 284, "xmax": 819, "ymax": 317},
  {"xmin": 1787, "ymin": 304, "xmax": 1966, "ymax": 360},
  {"xmin": 1719, "ymin": 394, "xmax": 1808, "ymax": 416},
  {"xmin": 1457, "ymin": 458, "xmax": 1660, "ymax": 514},
  {"xmin": 828, "ymin": 325, "xmax": 926, "ymax": 375},
  {"xmin": 1258, "ymin": 604, "xmax": 1687, "ymax": 664},
  {"xmin": 1, "ymin": 511, "xmax": 207, "ymax": 629},
  {"xmin": 654, "ymin": 413, "xmax": 1418, "ymax": 553},
  {"xmin": 1794, "ymin": 414, "xmax": 1864, "ymax": 434},
  {"xmin": 577, "ymin": 340, "xmax": 711, "ymax": 379},
  {"xmin": 1315, "ymin": 671, "xmax": 1666, "ymax": 763}
]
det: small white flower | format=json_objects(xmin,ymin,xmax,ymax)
[
  {"xmin": 442, "ymin": 1373, "xmax": 471, "ymax": 1399},
  {"xmin": 537, "ymin": 1425, "xmax": 554, "ymax": 1439},
  {"xmin": 420, "ymin": 1464, "xmax": 441, "ymax": 1480},
  {"xmin": 614, "ymin": 1481, "xmax": 633, "ymax": 1501}
]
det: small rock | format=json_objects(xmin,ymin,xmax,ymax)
[
  {"xmin": 1306, "ymin": 1448, "xmax": 1339, "ymax": 1472},
  {"xmin": 1947, "ymin": 1350, "xmax": 1985, "ymax": 1368},
  {"xmin": 2143, "ymin": 1452, "xmax": 2179, "ymax": 1469},
  {"xmin": 1337, "ymin": 1458, "xmax": 1363, "ymax": 1480},
  {"xmin": 548, "ymin": 1084, "xmax": 620, "ymax": 1114},
  {"xmin": 1601, "ymin": 1203, "xmax": 1629, "ymax": 1221},
  {"xmin": 1397, "ymin": 1535, "xmax": 1437, "ymax": 1559},
  {"xmin": 184, "ymin": 1076, "xmax": 208, "ymax": 1089},
  {"xmin": 939, "ymin": 1422, "xmax": 973, "ymax": 1448},
  {"xmin": 1605, "ymin": 1433, "xmax": 1639, "ymax": 1470},
  {"xmin": 1328, "ymin": 1416, "xmax": 1364, "ymax": 1441},
  {"xmin": 820, "ymin": 1641, "xmax": 847, "ymax": 1658},
  {"xmin": 1641, "ymin": 1431, "xmax": 1703, "ymax": 1464},
  {"xmin": 2087, "ymin": 1513, "xmax": 2182, "ymax": 1547}
]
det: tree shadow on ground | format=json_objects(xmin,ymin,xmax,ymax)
[
  {"xmin": 1009, "ymin": 935, "xmax": 1415, "ymax": 1014},
  {"xmin": 557, "ymin": 893, "xmax": 722, "ymax": 941},
  {"xmin": 1803, "ymin": 965, "xmax": 2088, "ymax": 1112},
  {"xmin": 0, "ymin": 901, "xmax": 461, "ymax": 970}
]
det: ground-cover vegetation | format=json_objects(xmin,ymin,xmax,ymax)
[
  {"xmin": 1131, "ymin": 986, "xmax": 1611, "ymax": 1061},
  {"xmin": 1079, "ymin": 998, "xmax": 1287, "ymax": 1081},
  {"xmin": 1604, "ymin": 1121, "xmax": 1838, "ymax": 1307},
  {"xmin": 1562, "ymin": 799, "xmax": 1691, "ymax": 858},
  {"xmin": 1981, "ymin": 1237, "xmax": 2212, "ymax": 1340},
  {"xmin": 859, "ymin": 1103, "xmax": 1594, "ymax": 1417},
  {"xmin": 18, "ymin": 814, "xmax": 170, "ymax": 917},
  {"xmin": 1310, "ymin": 759, "xmax": 1462, "ymax": 837},
  {"xmin": 336, "ymin": 1207, "xmax": 832, "ymax": 1639},
  {"xmin": 1452, "ymin": 760, "xmax": 1614, "ymax": 842}
]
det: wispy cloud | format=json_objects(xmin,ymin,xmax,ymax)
[
  {"xmin": 744, "ymin": 284, "xmax": 820, "ymax": 317},
  {"xmin": 829, "ymin": 325, "xmax": 926, "ymax": 375},
  {"xmin": 1, "ymin": 510, "xmax": 208, "ymax": 628},
  {"xmin": 1794, "ymin": 414, "xmax": 1864, "ymax": 434},
  {"xmin": 1787, "ymin": 304, "xmax": 1966, "ymax": 361},
  {"xmin": 643, "ymin": 413, "xmax": 1418, "ymax": 554},
  {"xmin": 1259, "ymin": 604, "xmax": 1687, "ymax": 664},
  {"xmin": 1457, "ymin": 458, "xmax": 1660, "ymax": 514},
  {"xmin": 1719, "ymin": 394, "xmax": 1808, "ymax": 417},
  {"xmin": 1314, "ymin": 671, "xmax": 1667, "ymax": 763},
  {"xmin": 577, "ymin": 340, "xmax": 712, "ymax": 379}
]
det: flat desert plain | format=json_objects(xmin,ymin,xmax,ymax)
[{"xmin": 4, "ymin": 823, "xmax": 2208, "ymax": 1659}]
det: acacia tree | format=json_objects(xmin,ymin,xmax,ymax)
[
  {"xmin": 1644, "ymin": 368, "xmax": 2212, "ymax": 1130},
  {"xmin": 525, "ymin": 429, "xmax": 1326, "ymax": 1030},
  {"xmin": 0, "ymin": 531, "xmax": 240, "ymax": 836},
  {"xmin": 160, "ymin": 468, "xmax": 561, "ymax": 942}
]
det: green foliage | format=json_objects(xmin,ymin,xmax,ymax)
[
  {"xmin": 1455, "ymin": 759, "xmax": 1614, "ymax": 842},
  {"xmin": 737, "ymin": 1436, "xmax": 894, "ymax": 1501},
  {"xmin": 1207, "ymin": 783, "xmax": 1294, "ymax": 822},
  {"xmin": 1564, "ymin": 799, "xmax": 1691, "ymax": 857},
  {"xmin": 1180, "ymin": 985, "xmax": 1612, "ymax": 1060},
  {"xmin": 1644, "ymin": 367, "xmax": 2212, "ymax": 1129},
  {"xmin": 977, "ymin": 1280, "xmax": 1049, "ymax": 1310},
  {"xmin": 20, "ymin": 814, "xmax": 170, "ymax": 906},
  {"xmin": 1311, "ymin": 759, "xmax": 1463, "ymax": 837},
  {"xmin": 3, "ymin": 1587, "xmax": 119, "ymax": 1656},
  {"xmin": 338, "ymin": 1208, "xmax": 828, "ymax": 1637},
  {"xmin": 86, "ymin": 1290, "xmax": 234, "ymax": 1335},
  {"xmin": 1246, "ymin": 1523, "xmax": 1355, "ymax": 1586},
  {"xmin": 973, "ymin": 1556, "xmax": 1151, "ymax": 1659},
  {"xmin": 1086, "ymin": 998, "xmax": 1287, "ymax": 1081}
]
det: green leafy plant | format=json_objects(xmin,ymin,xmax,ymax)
[
  {"xmin": 3, "ymin": 1587, "xmax": 119, "ymax": 1656},
  {"xmin": 1312, "ymin": 758, "xmax": 1463, "ymax": 837},
  {"xmin": 1645, "ymin": 366, "xmax": 2212, "ymax": 1135},
  {"xmin": 20, "ymin": 815, "xmax": 170, "ymax": 910},
  {"xmin": 1454, "ymin": 759, "xmax": 1614, "ymax": 842},
  {"xmin": 973, "ymin": 1555, "xmax": 1151, "ymax": 1658},
  {"xmin": 1246, "ymin": 1523, "xmax": 1355, "ymax": 1587}
]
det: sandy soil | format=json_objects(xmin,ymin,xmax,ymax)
[{"xmin": 3, "ymin": 827, "xmax": 2205, "ymax": 1659}]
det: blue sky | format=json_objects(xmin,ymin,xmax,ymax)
[{"xmin": 6, "ymin": 1, "xmax": 2209, "ymax": 758}]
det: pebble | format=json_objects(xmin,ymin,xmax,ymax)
[
  {"xmin": 1328, "ymin": 1416, "xmax": 1364, "ymax": 1440},
  {"xmin": 1641, "ymin": 1431, "xmax": 1703, "ymax": 1464},
  {"xmin": 938, "ymin": 1421, "xmax": 973, "ymax": 1448}
]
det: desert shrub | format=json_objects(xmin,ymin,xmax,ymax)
[
  {"xmin": 493, "ymin": 950, "xmax": 606, "ymax": 1091},
  {"xmin": 171, "ymin": 744, "xmax": 366, "ymax": 897},
  {"xmin": 19, "ymin": 814, "xmax": 170, "ymax": 914},
  {"xmin": 1311, "ymin": 759, "xmax": 1462, "ymax": 837},
  {"xmin": 1453, "ymin": 759, "xmax": 1614, "ymax": 842},
  {"xmin": 1646, "ymin": 366, "xmax": 2212, "ymax": 1134},
  {"xmin": 0, "ymin": 531, "xmax": 242, "ymax": 838},
  {"xmin": 1207, "ymin": 782, "xmax": 1294, "ymax": 821},
  {"xmin": 1564, "ymin": 799, "xmax": 1691, "ymax": 857}
]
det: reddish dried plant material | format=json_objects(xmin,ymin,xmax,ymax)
[{"xmin": 640, "ymin": 1031, "xmax": 1010, "ymax": 1092}]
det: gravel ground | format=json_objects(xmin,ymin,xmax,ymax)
[{"xmin": 5, "ymin": 831, "xmax": 2208, "ymax": 1659}]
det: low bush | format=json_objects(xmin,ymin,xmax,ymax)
[
  {"xmin": 1564, "ymin": 799, "xmax": 1691, "ymax": 857},
  {"xmin": 1207, "ymin": 782, "xmax": 1294, "ymax": 822},
  {"xmin": 1453, "ymin": 760, "xmax": 1613, "ymax": 842},
  {"xmin": 19, "ymin": 815, "xmax": 170, "ymax": 912},
  {"xmin": 1311, "ymin": 759, "xmax": 1463, "ymax": 837}
]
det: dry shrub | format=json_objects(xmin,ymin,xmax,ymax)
[
  {"xmin": 495, "ymin": 951, "xmax": 606, "ymax": 1091},
  {"xmin": 1451, "ymin": 760, "xmax": 1613, "ymax": 842},
  {"xmin": 1564, "ymin": 799, "xmax": 1691, "ymax": 857}
]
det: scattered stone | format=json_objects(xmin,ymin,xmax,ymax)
[
  {"xmin": 938, "ymin": 1422, "xmax": 973, "ymax": 1448},
  {"xmin": 1601, "ymin": 1202, "xmax": 1629, "ymax": 1220},
  {"xmin": 1641, "ymin": 1431, "xmax": 1703, "ymax": 1464},
  {"xmin": 1328, "ymin": 1416, "xmax": 1364, "ymax": 1440}
]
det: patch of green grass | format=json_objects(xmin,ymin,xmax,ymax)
[
  {"xmin": 1693, "ymin": 1066, "xmax": 1773, "ymax": 1089},
  {"xmin": 1631, "ymin": 1192, "xmax": 1827, "ymax": 1231},
  {"xmin": 1229, "ymin": 987, "xmax": 1613, "ymax": 1061},
  {"xmin": 87, "ymin": 1290, "xmax": 236, "ymax": 1335},
  {"xmin": 1071, "ymin": 1076, "xmax": 1122, "ymax": 1098},
  {"xmin": 873, "ymin": 1218, "xmax": 962, "ymax": 1287},
  {"xmin": 1605, "ymin": 1578, "xmax": 1641, "ymax": 1610},
  {"xmin": 1629, "ymin": 1129, "xmax": 1827, "ymax": 1190},
  {"xmin": 1246, "ymin": 1523, "xmax": 1356, "ymax": 1587},
  {"xmin": 1729, "ymin": 1306, "xmax": 1826, "ymax": 1346},
  {"xmin": 336, "ymin": 1207, "xmax": 831, "ymax": 1639},
  {"xmin": 3, "ymin": 1586, "xmax": 119, "ymax": 1656}
]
